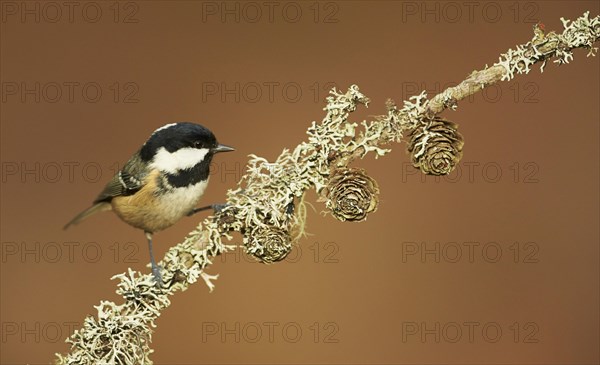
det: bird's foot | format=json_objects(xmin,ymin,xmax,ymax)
[
  {"xmin": 187, "ymin": 203, "xmax": 229, "ymax": 216},
  {"xmin": 151, "ymin": 263, "xmax": 164, "ymax": 288},
  {"xmin": 211, "ymin": 204, "xmax": 228, "ymax": 213}
]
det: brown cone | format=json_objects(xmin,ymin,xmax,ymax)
[
  {"xmin": 407, "ymin": 117, "xmax": 464, "ymax": 175},
  {"xmin": 321, "ymin": 167, "xmax": 380, "ymax": 222},
  {"xmin": 245, "ymin": 225, "xmax": 292, "ymax": 264}
]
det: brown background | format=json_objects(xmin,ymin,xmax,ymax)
[{"xmin": 1, "ymin": 1, "xmax": 599, "ymax": 364}]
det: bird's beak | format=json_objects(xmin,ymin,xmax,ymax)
[{"xmin": 213, "ymin": 144, "xmax": 235, "ymax": 153}]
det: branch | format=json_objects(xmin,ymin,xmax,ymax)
[
  {"xmin": 425, "ymin": 12, "xmax": 600, "ymax": 116},
  {"xmin": 55, "ymin": 12, "xmax": 599, "ymax": 365}
]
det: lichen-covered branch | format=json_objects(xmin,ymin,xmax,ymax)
[
  {"xmin": 425, "ymin": 11, "xmax": 600, "ymax": 116},
  {"xmin": 55, "ymin": 12, "xmax": 599, "ymax": 365}
]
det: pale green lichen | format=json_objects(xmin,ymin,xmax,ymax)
[
  {"xmin": 496, "ymin": 11, "xmax": 599, "ymax": 80},
  {"xmin": 55, "ymin": 12, "xmax": 599, "ymax": 365}
]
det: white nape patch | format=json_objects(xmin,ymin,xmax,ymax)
[
  {"xmin": 152, "ymin": 123, "xmax": 177, "ymax": 135},
  {"xmin": 151, "ymin": 147, "xmax": 210, "ymax": 173}
]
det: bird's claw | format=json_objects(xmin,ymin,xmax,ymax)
[
  {"xmin": 211, "ymin": 204, "xmax": 228, "ymax": 213},
  {"xmin": 187, "ymin": 203, "xmax": 229, "ymax": 217},
  {"xmin": 151, "ymin": 263, "xmax": 164, "ymax": 288}
]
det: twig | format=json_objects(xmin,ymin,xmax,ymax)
[{"xmin": 55, "ymin": 12, "xmax": 599, "ymax": 365}]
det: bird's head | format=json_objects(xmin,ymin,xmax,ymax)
[{"xmin": 141, "ymin": 122, "xmax": 234, "ymax": 175}]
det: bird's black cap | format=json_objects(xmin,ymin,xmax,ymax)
[{"xmin": 140, "ymin": 122, "xmax": 219, "ymax": 161}]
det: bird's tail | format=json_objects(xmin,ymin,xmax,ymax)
[{"xmin": 63, "ymin": 202, "xmax": 111, "ymax": 230}]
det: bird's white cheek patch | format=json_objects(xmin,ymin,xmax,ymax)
[{"xmin": 151, "ymin": 147, "xmax": 210, "ymax": 173}]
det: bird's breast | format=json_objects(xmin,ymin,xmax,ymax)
[
  {"xmin": 112, "ymin": 170, "xmax": 209, "ymax": 233},
  {"xmin": 157, "ymin": 178, "xmax": 209, "ymax": 221}
]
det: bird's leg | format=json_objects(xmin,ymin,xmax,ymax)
[
  {"xmin": 145, "ymin": 231, "xmax": 163, "ymax": 287},
  {"xmin": 187, "ymin": 204, "xmax": 228, "ymax": 216}
]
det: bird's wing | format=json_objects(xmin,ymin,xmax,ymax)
[{"xmin": 93, "ymin": 152, "xmax": 148, "ymax": 203}]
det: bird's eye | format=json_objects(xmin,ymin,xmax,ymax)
[{"xmin": 193, "ymin": 141, "xmax": 202, "ymax": 148}]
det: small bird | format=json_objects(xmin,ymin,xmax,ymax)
[{"xmin": 64, "ymin": 122, "xmax": 234, "ymax": 286}]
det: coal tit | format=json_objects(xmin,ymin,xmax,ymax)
[{"xmin": 64, "ymin": 122, "xmax": 234, "ymax": 286}]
